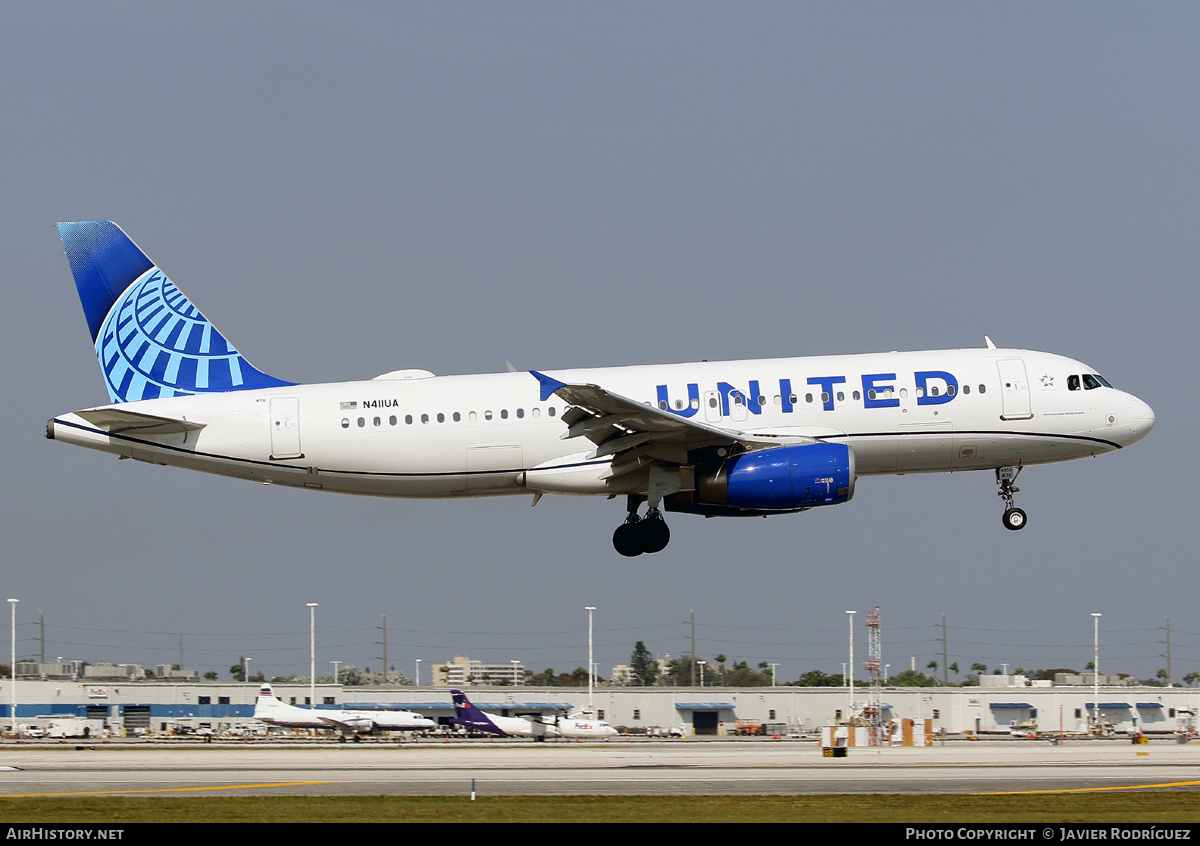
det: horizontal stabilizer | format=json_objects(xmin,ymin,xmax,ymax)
[{"xmin": 75, "ymin": 408, "xmax": 207, "ymax": 437}]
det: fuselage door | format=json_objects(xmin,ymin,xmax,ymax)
[
  {"xmin": 269, "ymin": 397, "xmax": 303, "ymax": 459},
  {"xmin": 703, "ymin": 390, "xmax": 722, "ymax": 424},
  {"xmin": 996, "ymin": 359, "xmax": 1033, "ymax": 421}
]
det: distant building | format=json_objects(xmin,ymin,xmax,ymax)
[
  {"xmin": 154, "ymin": 665, "xmax": 200, "ymax": 682},
  {"xmin": 432, "ymin": 656, "xmax": 525, "ymax": 687},
  {"xmin": 14, "ymin": 662, "xmax": 78, "ymax": 680},
  {"xmin": 83, "ymin": 663, "xmax": 146, "ymax": 680}
]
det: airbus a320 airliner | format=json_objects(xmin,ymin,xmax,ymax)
[{"xmin": 48, "ymin": 221, "xmax": 1155, "ymax": 555}]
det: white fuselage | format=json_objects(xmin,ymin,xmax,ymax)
[
  {"xmin": 254, "ymin": 694, "xmax": 433, "ymax": 732},
  {"xmin": 49, "ymin": 347, "xmax": 1155, "ymax": 501}
]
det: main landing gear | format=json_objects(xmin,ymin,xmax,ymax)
[
  {"xmin": 996, "ymin": 465, "xmax": 1026, "ymax": 531},
  {"xmin": 613, "ymin": 495, "xmax": 671, "ymax": 557}
]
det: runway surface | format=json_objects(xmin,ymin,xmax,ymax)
[{"xmin": 1, "ymin": 739, "xmax": 1197, "ymax": 797}]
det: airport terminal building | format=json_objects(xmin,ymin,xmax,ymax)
[{"xmin": 0, "ymin": 676, "xmax": 1195, "ymax": 738}]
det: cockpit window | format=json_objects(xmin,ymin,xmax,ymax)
[
  {"xmin": 1082, "ymin": 374, "xmax": 1104, "ymax": 390},
  {"xmin": 1094, "ymin": 374, "xmax": 1113, "ymax": 388},
  {"xmin": 1068, "ymin": 375, "xmax": 1080, "ymax": 391}
]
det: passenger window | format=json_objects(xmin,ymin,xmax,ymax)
[
  {"xmin": 852, "ymin": 391, "xmax": 860, "ymax": 400},
  {"xmin": 421, "ymin": 414, "xmax": 429, "ymax": 424},
  {"xmin": 836, "ymin": 391, "xmax": 844, "ymax": 402},
  {"xmin": 978, "ymin": 384, "xmax": 986, "ymax": 394},
  {"xmin": 341, "ymin": 418, "xmax": 349, "ymax": 429},
  {"xmin": 531, "ymin": 408, "xmax": 540, "ymax": 418},
  {"xmin": 453, "ymin": 412, "xmax": 461, "ymax": 422},
  {"xmin": 963, "ymin": 385, "xmax": 970, "ymax": 394},
  {"xmin": 484, "ymin": 410, "xmax": 493, "ymax": 420},
  {"xmin": 709, "ymin": 397, "xmax": 718, "ymax": 408},
  {"xmin": 549, "ymin": 407, "xmax": 557, "ymax": 417},
  {"xmin": 757, "ymin": 395, "xmax": 766, "ymax": 405},
  {"xmin": 373, "ymin": 416, "xmax": 381, "ymax": 426},
  {"xmin": 389, "ymin": 416, "xmax": 397, "ymax": 425},
  {"xmin": 806, "ymin": 394, "xmax": 813, "ymax": 403},
  {"xmin": 469, "ymin": 411, "xmax": 478, "ymax": 421},
  {"xmin": 437, "ymin": 413, "xmax": 445, "ymax": 423},
  {"xmin": 789, "ymin": 394, "xmax": 798, "ymax": 404},
  {"xmin": 500, "ymin": 409, "xmax": 508, "ymax": 419},
  {"xmin": 516, "ymin": 408, "xmax": 525, "ymax": 418},
  {"xmin": 405, "ymin": 415, "xmax": 413, "ymax": 424},
  {"xmin": 357, "ymin": 418, "xmax": 365, "ymax": 428},
  {"xmin": 946, "ymin": 386, "xmax": 955, "ymax": 397}
]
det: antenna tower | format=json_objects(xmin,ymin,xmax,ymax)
[{"xmin": 864, "ymin": 606, "xmax": 883, "ymax": 732}]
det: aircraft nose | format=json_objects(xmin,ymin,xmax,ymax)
[{"xmin": 1122, "ymin": 395, "xmax": 1155, "ymax": 444}]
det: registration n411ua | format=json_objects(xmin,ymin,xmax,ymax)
[{"xmin": 47, "ymin": 221, "xmax": 1155, "ymax": 555}]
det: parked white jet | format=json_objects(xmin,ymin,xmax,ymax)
[
  {"xmin": 49, "ymin": 221, "xmax": 1155, "ymax": 555},
  {"xmin": 449, "ymin": 689, "xmax": 618, "ymax": 739},
  {"xmin": 253, "ymin": 683, "xmax": 435, "ymax": 737}
]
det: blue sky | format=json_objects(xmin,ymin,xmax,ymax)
[{"xmin": 2, "ymin": 2, "xmax": 1195, "ymax": 683}]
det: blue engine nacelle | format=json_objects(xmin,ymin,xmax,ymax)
[{"xmin": 666, "ymin": 443, "xmax": 856, "ymax": 516}]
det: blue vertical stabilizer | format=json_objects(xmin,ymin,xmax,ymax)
[{"xmin": 57, "ymin": 221, "xmax": 292, "ymax": 403}]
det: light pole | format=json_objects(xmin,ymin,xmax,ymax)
[
  {"xmin": 847, "ymin": 610, "xmax": 857, "ymax": 715},
  {"xmin": 332, "ymin": 660, "xmax": 341, "ymax": 685},
  {"xmin": 307, "ymin": 602, "xmax": 318, "ymax": 709},
  {"xmin": 769, "ymin": 663, "xmax": 778, "ymax": 687},
  {"xmin": 511, "ymin": 660, "xmax": 520, "ymax": 687},
  {"xmin": 698, "ymin": 660, "xmax": 706, "ymax": 687},
  {"xmin": 8, "ymin": 599, "xmax": 17, "ymax": 735},
  {"xmin": 244, "ymin": 657, "xmax": 251, "ymax": 686},
  {"xmin": 586, "ymin": 607, "xmax": 595, "ymax": 713},
  {"xmin": 415, "ymin": 659, "xmax": 421, "ymax": 687},
  {"xmin": 1092, "ymin": 612, "xmax": 1102, "ymax": 733}
]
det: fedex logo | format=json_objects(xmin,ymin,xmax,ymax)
[{"xmin": 656, "ymin": 371, "xmax": 959, "ymax": 417}]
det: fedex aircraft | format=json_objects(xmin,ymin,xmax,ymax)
[
  {"xmin": 449, "ymin": 689, "xmax": 618, "ymax": 739},
  {"xmin": 48, "ymin": 221, "xmax": 1155, "ymax": 556},
  {"xmin": 253, "ymin": 683, "xmax": 435, "ymax": 736}
]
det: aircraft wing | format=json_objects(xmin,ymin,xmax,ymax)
[
  {"xmin": 530, "ymin": 370, "xmax": 797, "ymax": 480},
  {"xmin": 317, "ymin": 713, "xmax": 371, "ymax": 732},
  {"xmin": 74, "ymin": 408, "xmax": 206, "ymax": 437}
]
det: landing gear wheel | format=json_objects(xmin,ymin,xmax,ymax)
[
  {"xmin": 613, "ymin": 519, "xmax": 644, "ymax": 557},
  {"xmin": 612, "ymin": 504, "xmax": 672, "ymax": 555},
  {"xmin": 1002, "ymin": 507, "xmax": 1027, "ymax": 531},
  {"xmin": 640, "ymin": 511, "xmax": 671, "ymax": 554},
  {"xmin": 995, "ymin": 465, "xmax": 1026, "ymax": 532}
]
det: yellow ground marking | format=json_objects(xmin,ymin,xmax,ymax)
[
  {"xmin": 974, "ymin": 781, "xmax": 1200, "ymax": 796},
  {"xmin": 0, "ymin": 781, "xmax": 341, "ymax": 798}
]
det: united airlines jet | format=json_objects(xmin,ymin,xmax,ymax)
[{"xmin": 48, "ymin": 221, "xmax": 1155, "ymax": 555}]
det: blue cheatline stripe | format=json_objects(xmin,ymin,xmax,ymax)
[{"xmin": 50, "ymin": 417, "xmax": 1120, "ymax": 483}]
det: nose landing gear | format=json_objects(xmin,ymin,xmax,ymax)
[
  {"xmin": 613, "ymin": 495, "xmax": 671, "ymax": 556},
  {"xmin": 996, "ymin": 465, "xmax": 1026, "ymax": 531}
]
